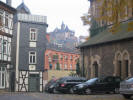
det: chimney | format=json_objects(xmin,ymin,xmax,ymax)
[{"xmin": 6, "ymin": 0, "xmax": 12, "ymax": 6}]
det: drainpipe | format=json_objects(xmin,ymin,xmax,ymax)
[{"xmin": 82, "ymin": 48, "xmax": 85, "ymax": 77}]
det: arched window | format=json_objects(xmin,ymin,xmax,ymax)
[
  {"xmin": 93, "ymin": 61, "xmax": 98, "ymax": 77},
  {"xmin": 117, "ymin": 54, "xmax": 122, "ymax": 77},
  {"xmin": 123, "ymin": 51, "xmax": 130, "ymax": 78}
]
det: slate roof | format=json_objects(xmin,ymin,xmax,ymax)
[
  {"xmin": 0, "ymin": 1, "xmax": 16, "ymax": 13},
  {"xmin": 46, "ymin": 43, "xmax": 80, "ymax": 54},
  {"xmin": 52, "ymin": 22, "xmax": 75, "ymax": 34},
  {"xmin": 17, "ymin": 2, "xmax": 31, "ymax": 14},
  {"xmin": 78, "ymin": 20, "xmax": 133, "ymax": 48}
]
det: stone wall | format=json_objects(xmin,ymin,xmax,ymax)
[{"xmin": 81, "ymin": 39, "xmax": 133, "ymax": 79}]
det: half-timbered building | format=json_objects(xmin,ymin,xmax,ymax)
[
  {"xmin": 12, "ymin": 2, "xmax": 48, "ymax": 92},
  {"xmin": 0, "ymin": 0, "xmax": 16, "ymax": 91}
]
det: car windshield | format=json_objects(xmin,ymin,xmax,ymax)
[
  {"xmin": 125, "ymin": 78, "xmax": 133, "ymax": 82},
  {"xmin": 85, "ymin": 78, "xmax": 98, "ymax": 84}
]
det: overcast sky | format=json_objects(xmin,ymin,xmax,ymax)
[{"xmin": 2, "ymin": 0, "xmax": 90, "ymax": 37}]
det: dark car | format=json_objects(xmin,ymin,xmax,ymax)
[
  {"xmin": 73, "ymin": 76, "xmax": 121, "ymax": 94},
  {"xmin": 119, "ymin": 77, "xmax": 133, "ymax": 99},
  {"xmin": 45, "ymin": 79, "xmax": 57, "ymax": 93},
  {"xmin": 54, "ymin": 76, "xmax": 86, "ymax": 93}
]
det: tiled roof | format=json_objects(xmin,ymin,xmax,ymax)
[
  {"xmin": 46, "ymin": 43, "xmax": 80, "ymax": 54},
  {"xmin": 78, "ymin": 20, "xmax": 133, "ymax": 48}
]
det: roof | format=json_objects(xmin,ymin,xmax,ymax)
[
  {"xmin": 0, "ymin": 1, "xmax": 16, "ymax": 13},
  {"xmin": 78, "ymin": 20, "xmax": 133, "ymax": 48},
  {"xmin": 17, "ymin": 13, "xmax": 47, "ymax": 24},
  {"xmin": 46, "ymin": 43, "xmax": 80, "ymax": 54},
  {"xmin": 17, "ymin": 2, "xmax": 31, "ymax": 14}
]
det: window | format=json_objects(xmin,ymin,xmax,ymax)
[
  {"xmin": 60, "ymin": 64, "xmax": 62, "ymax": 69},
  {"xmin": 54, "ymin": 64, "xmax": 57, "ymax": 69},
  {"xmin": 0, "ymin": 10, "xmax": 3, "ymax": 26},
  {"xmin": 64, "ymin": 64, "xmax": 67, "ymax": 69},
  {"xmin": 0, "ymin": 39, "xmax": 2, "ymax": 53},
  {"xmin": 5, "ymin": 13, "xmax": 9, "ymax": 27},
  {"xmin": 3, "ymin": 40, "xmax": 7, "ymax": 54},
  {"xmin": 48, "ymin": 57, "xmax": 51, "ymax": 62},
  {"xmin": 0, "ymin": 67, "xmax": 6, "ymax": 88},
  {"xmin": 29, "ymin": 51, "xmax": 36, "ymax": 64},
  {"xmin": 30, "ymin": 28, "xmax": 37, "ymax": 41},
  {"xmin": 8, "ymin": 43, "xmax": 11, "ymax": 56},
  {"xmin": 65, "ymin": 56, "xmax": 68, "ymax": 60},
  {"xmin": 60, "ymin": 55, "xmax": 63, "ymax": 60},
  {"xmin": 70, "ymin": 56, "xmax": 72, "ymax": 60},
  {"xmin": 70, "ymin": 64, "xmax": 72, "ymax": 70}
]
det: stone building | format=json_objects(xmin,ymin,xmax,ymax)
[
  {"xmin": 0, "ymin": 0, "xmax": 16, "ymax": 91},
  {"xmin": 12, "ymin": 2, "xmax": 48, "ymax": 92},
  {"xmin": 49, "ymin": 22, "xmax": 78, "ymax": 49},
  {"xmin": 78, "ymin": 0, "xmax": 133, "ymax": 79}
]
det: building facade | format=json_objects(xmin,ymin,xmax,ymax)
[
  {"xmin": 44, "ymin": 43, "xmax": 79, "ymax": 81},
  {"xmin": 0, "ymin": 0, "xmax": 16, "ymax": 91},
  {"xmin": 79, "ymin": 0, "xmax": 133, "ymax": 80},
  {"xmin": 12, "ymin": 2, "xmax": 48, "ymax": 92}
]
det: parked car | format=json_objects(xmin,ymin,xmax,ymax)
[
  {"xmin": 119, "ymin": 77, "xmax": 133, "ymax": 99},
  {"xmin": 44, "ymin": 79, "xmax": 57, "ymax": 93},
  {"xmin": 54, "ymin": 76, "xmax": 86, "ymax": 93},
  {"xmin": 73, "ymin": 76, "xmax": 121, "ymax": 94}
]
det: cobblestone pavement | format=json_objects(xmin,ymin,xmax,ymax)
[{"xmin": 0, "ymin": 92, "xmax": 128, "ymax": 100}]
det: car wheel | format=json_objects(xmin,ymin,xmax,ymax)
[
  {"xmin": 85, "ymin": 89, "xmax": 91, "ymax": 95},
  {"xmin": 122, "ymin": 94, "xmax": 131, "ymax": 99},
  {"xmin": 53, "ymin": 88, "xmax": 57, "ymax": 94},
  {"xmin": 69, "ymin": 88, "xmax": 74, "ymax": 94},
  {"xmin": 114, "ymin": 88, "xmax": 119, "ymax": 94}
]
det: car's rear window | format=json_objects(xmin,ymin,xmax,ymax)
[
  {"xmin": 126, "ymin": 78, "xmax": 133, "ymax": 82},
  {"xmin": 115, "ymin": 78, "xmax": 121, "ymax": 82},
  {"xmin": 66, "ymin": 79, "xmax": 86, "ymax": 82}
]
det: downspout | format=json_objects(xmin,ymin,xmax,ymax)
[{"xmin": 82, "ymin": 48, "xmax": 85, "ymax": 77}]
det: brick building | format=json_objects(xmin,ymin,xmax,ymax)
[
  {"xmin": 78, "ymin": 0, "xmax": 133, "ymax": 79},
  {"xmin": 44, "ymin": 43, "xmax": 79, "ymax": 81}
]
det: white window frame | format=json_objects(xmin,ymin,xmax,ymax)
[
  {"xmin": 8, "ymin": 42, "xmax": 11, "ymax": 56},
  {"xmin": 0, "ymin": 38, "xmax": 2, "ymax": 53},
  {"xmin": 64, "ymin": 64, "xmax": 67, "ymax": 69},
  {"xmin": 0, "ymin": 10, "xmax": 4, "ymax": 27},
  {"xmin": 5, "ymin": 12, "xmax": 9, "ymax": 28},
  {"xmin": 60, "ymin": 64, "xmax": 62, "ymax": 69},
  {"xmin": 29, "ymin": 51, "xmax": 36, "ymax": 64},
  {"xmin": 30, "ymin": 28, "xmax": 37, "ymax": 41},
  {"xmin": 54, "ymin": 64, "xmax": 57, "ymax": 70},
  {"xmin": 70, "ymin": 64, "xmax": 72, "ymax": 70}
]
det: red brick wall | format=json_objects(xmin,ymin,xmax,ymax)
[{"xmin": 44, "ymin": 49, "xmax": 79, "ymax": 70}]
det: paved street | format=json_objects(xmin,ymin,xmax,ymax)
[{"xmin": 0, "ymin": 92, "xmax": 128, "ymax": 100}]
